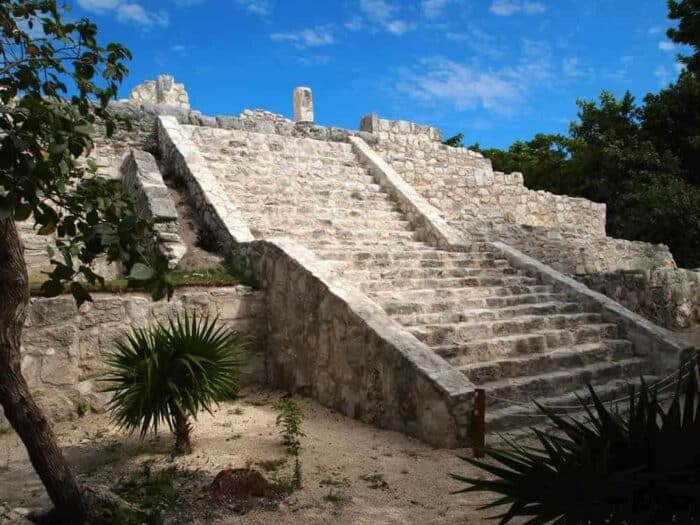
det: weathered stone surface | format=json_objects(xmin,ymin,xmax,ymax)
[
  {"xmin": 293, "ymin": 86, "xmax": 314, "ymax": 123},
  {"xmin": 580, "ymin": 269, "xmax": 700, "ymax": 330},
  {"xmin": 121, "ymin": 148, "xmax": 186, "ymax": 267},
  {"xmin": 129, "ymin": 75, "xmax": 190, "ymax": 109},
  {"xmin": 20, "ymin": 287, "xmax": 265, "ymax": 422}
]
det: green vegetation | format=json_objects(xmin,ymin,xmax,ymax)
[
  {"xmin": 458, "ymin": 0, "xmax": 700, "ymax": 268},
  {"xmin": 274, "ymin": 398, "xmax": 305, "ymax": 456},
  {"xmin": 453, "ymin": 360, "xmax": 700, "ymax": 524},
  {"xmin": 269, "ymin": 398, "xmax": 305, "ymax": 493},
  {"xmin": 111, "ymin": 461, "xmax": 201, "ymax": 522},
  {"xmin": 322, "ymin": 488, "xmax": 352, "ymax": 506},
  {"xmin": 29, "ymin": 266, "xmax": 242, "ymax": 297},
  {"xmin": 103, "ymin": 312, "xmax": 246, "ymax": 454}
]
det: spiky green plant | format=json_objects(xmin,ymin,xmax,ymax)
[
  {"xmin": 453, "ymin": 358, "xmax": 700, "ymax": 525},
  {"xmin": 103, "ymin": 312, "xmax": 245, "ymax": 454}
]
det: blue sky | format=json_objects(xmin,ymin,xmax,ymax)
[{"xmin": 73, "ymin": 0, "xmax": 685, "ymax": 148}]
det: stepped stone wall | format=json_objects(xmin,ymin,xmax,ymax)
[
  {"xmin": 0, "ymin": 287, "xmax": 265, "ymax": 431},
  {"xmin": 452, "ymin": 219, "xmax": 676, "ymax": 275},
  {"xmin": 580, "ymin": 269, "xmax": 700, "ymax": 330},
  {"xmin": 362, "ymin": 116, "xmax": 607, "ymax": 236},
  {"xmin": 156, "ymin": 116, "xmax": 474, "ymax": 447}
]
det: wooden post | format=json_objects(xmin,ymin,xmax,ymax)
[{"xmin": 472, "ymin": 388, "xmax": 486, "ymax": 458}]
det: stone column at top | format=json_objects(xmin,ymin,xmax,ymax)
[{"xmin": 293, "ymin": 87, "xmax": 314, "ymax": 123}]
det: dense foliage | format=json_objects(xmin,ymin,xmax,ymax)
[
  {"xmin": 104, "ymin": 313, "xmax": 246, "ymax": 454},
  {"xmin": 466, "ymin": 0, "xmax": 700, "ymax": 268},
  {"xmin": 0, "ymin": 0, "xmax": 172, "ymax": 303},
  {"xmin": 454, "ymin": 359, "xmax": 700, "ymax": 524}
]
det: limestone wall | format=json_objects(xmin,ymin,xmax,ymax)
[
  {"xmin": 364, "ymin": 116, "xmax": 607, "ymax": 236},
  {"xmin": 4, "ymin": 287, "xmax": 265, "ymax": 429},
  {"xmin": 451, "ymin": 219, "xmax": 676, "ymax": 275},
  {"xmin": 579, "ymin": 269, "xmax": 700, "ymax": 330}
]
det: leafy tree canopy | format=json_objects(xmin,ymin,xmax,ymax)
[{"xmin": 0, "ymin": 0, "xmax": 171, "ymax": 305}]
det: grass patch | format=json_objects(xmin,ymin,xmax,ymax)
[
  {"xmin": 114, "ymin": 461, "xmax": 202, "ymax": 513},
  {"xmin": 29, "ymin": 266, "xmax": 243, "ymax": 297},
  {"xmin": 359, "ymin": 473, "xmax": 388, "ymax": 489},
  {"xmin": 257, "ymin": 458, "xmax": 287, "ymax": 472},
  {"xmin": 323, "ymin": 489, "xmax": 352, "ymax": 506}
]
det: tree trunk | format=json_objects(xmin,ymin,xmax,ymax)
[
  {"xmin": 0, "ymin": 217, "xmax": 86, "ymax": 524},
  {"xmin": 173, "ymin": 409, "xmax": 192, "ymax": 455}
]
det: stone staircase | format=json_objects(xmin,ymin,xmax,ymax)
[{"xmin": 184, "ymin": 124, "xmax": 658, "ymax": 433}]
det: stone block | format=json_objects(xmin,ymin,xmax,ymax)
[{"xmin": 293, "ymin": 87, "xmax": 314, "ymax": 123}]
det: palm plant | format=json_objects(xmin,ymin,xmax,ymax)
[
  {"xmin": 453, "ymin": 357, "xmax": 700, "ymax": 525},
  {"xmin": 103, "ymin": 312, "xmax": 246, "ymax": 454}
]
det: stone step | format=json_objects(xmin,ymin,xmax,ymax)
[
  {"xmin": 245, "ymin": 214, "xmax": 409, "ymax": 230},
  {"xmin": 339, "ymin": 266, "xmax": 521, "ymax": 282},
  {"xmin": 392, "ymin": 301, "xmax": 584, "ymax": 326},
  {"xmin": 258, "ymin": 229, "xmax": 419, "ymax": 244},
  {"xmin": 217, "ymin": 178, "xmax": 385, "ymax": 194},
  {"xmin": 481, "ymin": 358, "xmax": 647, "ymax": 410},
  {"xmin": 460, "ymin": 340, "xmax": 635, "ymax": 383},
  {"xmin": 239, "ymin": 201, "xmax": 406, "ymax": 216},
  {"xmin": 370, "ymin": 285, "xmax": 556, "ymax": 303},
  {"xmin": 435, "ymin": 323, "xmax": 621, "ymax": 364},
  {"xmin": 314, "ymin": 249, "xmax": 497, "ymax": 263},
  {"xmin": 359, "ymin": 275, "xmax": 540, "ymax": 293},
  {"xmin": 485, "ymin": 375, "xmax": 658, "ymax": 432},
  {"xmin": 208, "ymin": 151, "xmax": 359, "ymax": 166},
  {"xmin": 306, "ymin": 241, "xmax": 436, "ymax": 254},
  {"xmin": 228, "ymin": 187, "xmax": 392, "ymax": 205},
  {"xmin": 340, "ymin": 257, "xmax": 513, "ymax": 271},
  {"xmin": 381, "ymin": 293, "xmax": 571, "ymax": 316},
  {"xmin": 209, "ymin": 161, "xmax": 375, "ymax": 183},
  {"xmin": 410, "ymin": 313, "xmax": 605, "ymax": 347}
]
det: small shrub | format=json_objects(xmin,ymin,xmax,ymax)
[
  {"xmin": 103, "ymin": 312, "xmax": 246, "ymax": 454},
  {"xmin": 322, "ymin": 489, "xmax": 351, "ymax": 506},
  {"xmin": 453, "ymin": 359, "xmax": 700, "ymax": 524},
  {"xmin": 76, "ymin": 400, "xmax": 89, "ymax": 418},
  {"xmin": 274, "ymin": 398, "xmax": 305, "ymax": 455}
]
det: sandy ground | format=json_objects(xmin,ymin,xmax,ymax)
[{"xmin": 0, "ymin": 387, "xmax": 504, "ymax": 524}]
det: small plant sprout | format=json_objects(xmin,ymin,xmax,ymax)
[{"xmin": 274, "ymin": 398, "xmax": 305, "ymax": 455}]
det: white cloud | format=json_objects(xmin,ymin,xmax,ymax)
[
  {"xmin": 422, "ymin": 0, "xmax": 451, "ymax": 18},
  {"xmin": 659, "ymin": 40, "xmax": 675, "ymax": 51},
  {"xmin": 78, "ymin": 0, "xmax": 170, "ymax": 27},
  {"xmin": 648, "ymin": 25, "xmax": 664, "ymax": 35},
  {"xmin": 76, "ymin": 0, "xmax": 120, "ymax": 12},
  {"xmin": 356, "ymin": 0, "xmax": 411, "ymax": 35},
  {"xmin": 117, "ymin": 3, "xmax": 169, "ymax": 26},
  {"xmin": 397, "ymin": 39, "xmax": 554, "ymax": 116},
  {"xmin": 446, "ymin": 26, "xmax": 505, "ymax": 59},
  {"xmin": 298, "ymin": 55, "xmax": 333, "ymax": 67},
  {"xmin": 490, "ymin": 0, "xmax": 546, "ymax": 16},
  {"xmin": 270, "ymin": 25, "xmax": 335, "ymax": 48},
  {"xmin": 562, "ymin": 57, "xmax": 584, "ymax": 77},
  {"xmin": 398, "ymin": 58, "xmax": 521, "ymax": 114},
  {"xmin": 235, "ymin": 0, "xmax": 273, "ymax": 16}
]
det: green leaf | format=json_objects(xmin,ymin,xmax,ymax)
[{"xmin": 70, "ymin": 282, "xmax": 92, "ymax": 307}]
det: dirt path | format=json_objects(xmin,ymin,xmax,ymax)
[{"xmin": 0, "ymin": 387, "xmax": 505, "ymax": 524}]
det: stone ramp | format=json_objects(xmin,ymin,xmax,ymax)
[{"xmin": 175, "ymin": 120, "xmax": 688, "ymax": 436}]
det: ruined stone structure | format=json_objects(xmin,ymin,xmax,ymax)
[{"xmin": 15, "ymin": 76, "xmax": 698, "ymax": 446}]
